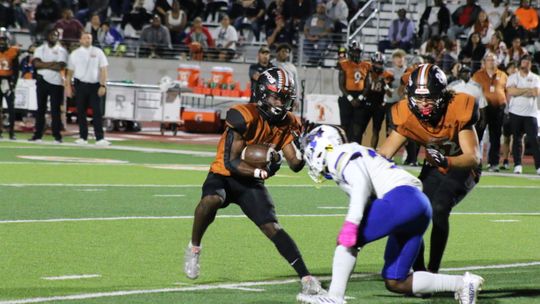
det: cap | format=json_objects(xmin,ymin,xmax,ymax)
[
  {"xmin": 259, "ymin": 46, "xmax": 270, "ymax": 53},
  {"xmin": 459, "ymin": 65, "xmax": 472, "ymax": 75}
]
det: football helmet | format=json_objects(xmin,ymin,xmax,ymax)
[
  {"xmin": 370, "ymin": 51, "xmax": 385, "ymax": 73},
  {"xmin": 302, "ymin": 125, "xmax": 347, "ymax": 183},
  {"xmin": 255, "ymin": 67, "xmax": 296, "ymax": 123},
  {"xmin": 348, "ymin": 40, "xmax": 362, "ymax": 63},
  {"xmin": 406, "ymin": 63, "xmax": 450, "ymax": 125}
]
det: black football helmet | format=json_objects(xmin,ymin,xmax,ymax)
[
  {"xmin": 254, "ymin": 67, "xmax": 296, "ymax": 123},
  {"xmin": 370, "ymin": 51, "xmax": 385, "ymax": 73},
  {"xmin": 406, "ymin": 63, "xmax": 450, "ymax": 125},
  {"xmin": 348, "ymin": 40, "xmax": 362, "ymax": 63}
]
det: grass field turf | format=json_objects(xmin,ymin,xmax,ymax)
[{"xmin": 0, "ymin": 140, "xmax": 539, "ymax": 303}]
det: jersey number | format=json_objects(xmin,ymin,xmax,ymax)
[
  {"xmin": 0, "ymin": 60, "xmax": 10, "ymax": 71},
  {"xmin": 354, "ymin": 71, "xmax": 362, "ymax": 83}
]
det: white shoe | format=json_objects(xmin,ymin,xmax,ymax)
[
  {"xmin": 184, "ymin": 243, "xmax": 201, "ymax": 280},
  {"xmin": 513, "ymin": 165, "xmax": 523, "ymax": 174},
  {"xmin": 454, "ymin": 272, "xmax": 484, "ymax": 304},
  {"xmin": 296, "ymin": 294, "xmax": 344, "ymax": 304},
  {"xmin": 300, "ymin": 276, "xmax": 325, "ymax": 295},
  {"xmin": 53, "ymin": 140, "xmax": 62, "ymax": 144},
  {"xmin": 75, "ymin": 138, "xmax": 88, "ymax": 145},
  {"xmin": 536, "ymin": 168, "xmax": 540, "ymax": 175},
  {"xmin": 95, "ymin": 139, "xmax": 111, "ymax": 146}
]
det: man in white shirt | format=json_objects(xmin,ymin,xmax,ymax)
[
  {"xmin": 65, "ymin": 31, "xmax": 110, "ymax": 146},
  {"xmin": 296, "ymin": 125, "xmax": 484, "ymax": 304},
  {"xmin": 213, "ymin": 14, "xmax": 238, "ymax": 61},
  {"xmin": 506, "ymin": 54, "xmax": 540, "ymax": 174},
  {"xmin": 30, "ymin": 27, "xmax": 68, "ymax": 143}
]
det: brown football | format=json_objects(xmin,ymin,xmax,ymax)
[{"xmin": 241, "ymin": 144, "xmax": 273, "ymax": 168}]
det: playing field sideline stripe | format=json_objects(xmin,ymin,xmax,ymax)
[
  {"xmin": 1, "ymin": 212, "xmax": 539, "ymax": 224},
  {"xmin": 0, "ymin": 262, "xmax": 538, "ymax": 304},
  {"xmin": 0, "ymin": 183, "xmax": 539, "ymax": 188}
]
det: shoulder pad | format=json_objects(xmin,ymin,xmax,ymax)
[{"xmin": 226, "ymin": 104, "xmax": 257, "ymax": 135}]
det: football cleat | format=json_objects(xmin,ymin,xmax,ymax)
[
  {"xmin": 296, "ymin": 294, "xmax": 345, "ymax": 304},
  {"xmin": 184, "ymin": 243, "xmax": 201, "ymax": 279},
  {"xmin": 300, "ymin": 275, "xmax": 325, "ymax": 295},
  {"xmin": 454, "ymin": 272, "xmax": 484, "ymax": 304}
]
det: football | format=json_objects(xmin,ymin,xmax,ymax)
[{"xmin": 241, "ymin": 144, "xmax": 274, "ymax": 168}]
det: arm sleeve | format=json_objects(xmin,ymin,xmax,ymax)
[
  {"xmin": 342, "ymin": 161, "xmax": 372, "ymax": 225},
  {"xmin": 225, "ymin": 108, "xmax": 248, "ymax": 135}
]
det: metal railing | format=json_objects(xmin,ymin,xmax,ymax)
[{"xmin": 346, "ymin": 0, "xmax": 380, "ymax": 46}]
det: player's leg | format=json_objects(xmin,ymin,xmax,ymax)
[
  {"xmin": 5, "ymin": 90, "xmax": 15, "ymax": 139},
  {"xmin": 370, "ymin": 105, "xmax": 386, "ymax": 148},
  {"xmin": 353, "ymin": 106, "xmax": 371, "ymax": 145},
  {"xmin": 427, "ymin": 169, "xmax": 477, "ymax": 273},
  {"xmin": 236, "ymin": 181, "xmax": 322, "ymax": 294},
  {"xmin": 185, "ymin": 172, "xmax": 228, "ymax": 279},
  {"xmin": 338, "ymin": 96, "xmax": 354, "ymax": 142}
]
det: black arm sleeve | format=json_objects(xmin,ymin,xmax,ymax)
[
  {"xmin": 226, "ymin": 108, "xmax": 247, "ymax": 135},
  {"xmin": 463, "ymin": 99, "xmax": 480, "ymax": 129},
  {"xmin": 223, "ymin": 128, "xmax": 242, "ymax": 174}
]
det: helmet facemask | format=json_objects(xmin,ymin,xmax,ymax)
[
  {"xmin": 302, "ymin": 125, "xmax": 348, "ymax": 183},
  {"xmin": 256, "ymin": 68, "xmax": 296, "ymax": 123}
]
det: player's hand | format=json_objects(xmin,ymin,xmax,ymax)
[
  {"xmin": 266, "ymin": 149, "xmax": 282, "ymax": 176},
  {"xmin": 98, "ymin": 86, "xmax": 107, "ymax": 97},
  {"xmin": 425, "ymin": 148, "xmax": 449, "ymax": 174},
  {"xmin": 253, "ymin": 168, "xmax": 269, "ymax": 180},
  {"xmin": 337, "ymin": 221, "xmax": 359, "ymax": 247}
]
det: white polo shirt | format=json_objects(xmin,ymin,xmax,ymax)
[
  {"xmin": 507, "ymin": 71, "xmax": 540, "ymax": 117},
  {"xmin": 33, "ymin": 43, "xmax": 68, "ymax": 86},
  {"xmin": 67, "ymin": 45, "xmax": 108, "ymax": 84}
]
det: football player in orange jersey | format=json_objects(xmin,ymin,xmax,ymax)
[
  {"xmin": 337, "ymin": 41, "xmax": 372, "ymax": 143},
  {"xmin": 184, "ymin": 67, "xmax": 324, "ymax": 297},
  {"xmin": 378, "ymin": 63, "xmax": 481, "ymax": 274},
  {"xmin": 0, "ymin": 35, "xmax": 19, "ymax": 140}
]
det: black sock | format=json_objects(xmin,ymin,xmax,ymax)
[{"xmin": 271, "ymin": 229, "xmax": 310, "ymax": 278}]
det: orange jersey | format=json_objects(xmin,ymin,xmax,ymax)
[
  {"xmin": 210, "ymin": 103, "xmax": 301, "ymax": 176},
  {"xmin": 471, "ymin": 68, "xmax": 507, "ymax": 106},
  {"xmin": 390, "ymin": 92, "xmax": 478, "ymax": 157},
  {"xmin": 339, "ymin": 59, "xmax": 371, "ymax": 92},
  {"xmin": 0, "ymin": 46, "xmax": 19, "ymax": 77}
]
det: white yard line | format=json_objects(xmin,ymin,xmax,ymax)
[
  {"xmin": 1, "ymin": 212, "xmax": 539, "ymax": 224},
  {"xmin": 490, "ymin": 219, "xmax": 521, "ymax": 223},
  {"xmin": 42, "ymin": 275, "xmax": 101, "ymax": 281},
  {"xmin": 153, "ymin": 194, "xmax": 186, "ymax": 197},
  {"xmin": 0, "ymin": 262, "xmax": 539, "ymax": 304}
]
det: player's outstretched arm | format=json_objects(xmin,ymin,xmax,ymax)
[
  {"xmin": 452, "ymin": 127, "xmax": 481, "ymax": 169},
  {"xmin": 377, "ymin": 130, "xmax": 408, "ymax": 159},
  {"xmin": 223, "ymin": 128, "xmax": 266, "ymax": 178},
  {"xmin": 282, "ymin": 142, "xmax": 305, "ymax": 172}
]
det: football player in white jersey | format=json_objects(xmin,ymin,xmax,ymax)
[{"xmin": 296, "ymin": 125, "xmax": 484, "ymax": 304}]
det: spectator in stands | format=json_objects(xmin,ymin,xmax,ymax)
[
  {"xmin": 154, "ymin": 0, "xmax": 173, "ymax": 22},
  {"xmin": 506, "ymin": 36, "xmax": 528, "ymax": 66},
  {"xmin": 87, "ymin": 0, "xmax": 109, "ymax": 22},
  {"xmin": 285, "ymin": 0, "xmax": 312, "ymax": 34},
  {"xmin": 140, "ymin": 14, "xmax": 172, "ymax": 58},
  {"xmin": 501, "ymin": 14, "xmax": 527, "ymax": 47},
  {"xmin": 438, "ymin": 37, "xmax": 458, "ymax": 74},
  {"xmin": 85, "ymin": 13, "xmax": 102, "ymax": 47},
  {"xmin": 515, "ymin": 0, "xmax": 539, "ymax": 43},
  {"xmin": 98, "ymin": 21, "xmax": 126, "ymax": 56},
  {"xmin": 377, "ymin": 8, "xmax": 415, "ymax": 54},
  {"xmin": 248, "ymin": 45, "xmax": 274, "ymax": 103},
  {"xmin": 447, "ymin": 0, "xmax": 481, "ymax": 40},
  {"xmin": 272, "ymin": 43, "xmax": 299, "ymax": 103},
  {"xmin": 165, "ymin": 0, "xmax": 187, "ymax": 46},
  {"xmin": 418, "ymin": 0, "xmax": 450, "ymax": 44},
  {"xmin": 110, "ymin": 0, "xmax": 132, "ymax": 17},
  {"xmin": 469, "ymin": 10, "xmax": 494, "ymax": 45},
  {"xmin": 303, "ymin": 1, "xmax": 333, "ymax": 65},
  {"xmin": 121, "ymin": 1, "xmax": 153, "ymax": 36},
  {"xmin": 266, "ymin": 15, "xmax": 295, "ymax": 48},
  {"xmin": 419, "ymin": 35, "xmax": 444, "ymax": 62},
  {"xmin": 458, "ymin": 32, "xmax": 486, "ymax": 73},
  {"xmin": 266, "ymin": 0, "xmax": 285, "ymax": 33},
  {"xmin": 0, "ymin": 0, "xmax": 15, "ymax": 28},
  {"xmin": 472, "ymin": 52, "xmax": 508, "ymax": 172},
  {"xmin": 325, "ymin": 0, "xmax": 349, "ymax": 34},
  {"xmin": 487, "ymin": 30, "xmax": 508, "ymax": 68},
  {"xmin": 506, "ymin": 54, "xmax": 540, "ymax": 175},
  {"xmin": 213, "ymin": 14, "xmax": 238, "ymax": 61},
  {"xmin": 34, "ymin": 0, "xmax": 61, "ymax": 39},
  {"xmin": 182, "ymin": 0, "xmax": 203, "ymax": 21},
  {"xmin": 203, "ymin": 0, "xmax": 228, "ymax": 22},
  {"xmin": 484, "ymin": 0, "xmax": 509, "ymax": 31},
  {"xmin": 55, "ymin": 9, "xmax": 84, "ymax": 49},
  {"xmin": 233, "ymin": 0, "xmax": 265, "ymax": 41},
  {"xmin": 184, "ymin": 16, "xmax": 215, "ymax": 60}
]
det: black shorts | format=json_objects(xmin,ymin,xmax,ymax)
[
  {"xmin": 201, "ymin": 172, "xmax": 277, "ymax": 226},
  {"xmin": 418, "ymin": 163, "xmax": 480, "ymax": 210}
]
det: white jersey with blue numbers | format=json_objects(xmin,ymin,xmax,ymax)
[{"xmin": 325, "ymin": 143, "xmax": 423, "ymax": 225}]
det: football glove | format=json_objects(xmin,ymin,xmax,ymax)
[
  {"xmin": 426, "ymin": 148, "xmax": 450, "ymax": 174},
  {"xmin": 266, "ymin": 149, "xmax": 282, "ymax": 177}
]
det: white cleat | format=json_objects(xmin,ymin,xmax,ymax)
[
  {"xmin": 300, "ymin": 275, "xmax": 325, "ymax": 295},
  {"xmin": 184, "ymin": 243, "xmax": 201, "ymax": 280},
  {"xmin": 95, "ymin": 139, "xmax": 111, "ymax": 146},
  {"xmin": 455, "ymin": 272, "xmax": 484, "ymax": 304},
  {"xmin": 296, "ymin": 294, "xmax": 345, "ymax": 304},
  {"xmin": 75, "ymin": 138, "xmax": 88, "ymax": 145},
  {"xmin": 513, "ymin": 165, "xmax": 523, "ymax": 174}
]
